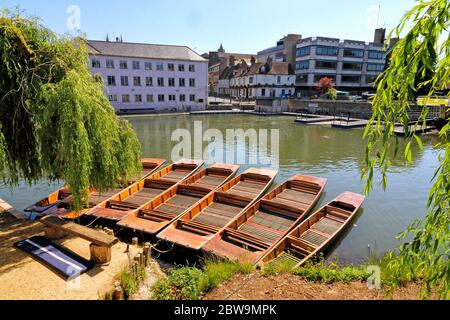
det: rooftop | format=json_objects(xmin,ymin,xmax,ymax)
[{"xmin": 86, "ymin": 40, "xmax": 208, "ymax": 62}]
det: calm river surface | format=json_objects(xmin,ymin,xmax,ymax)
[{"xmin": 0, "ymin": 114, "xmax": 441, "ymax": 264}]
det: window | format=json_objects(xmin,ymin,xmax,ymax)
[
  {"xmin": 315, "ymin": 60, "xmax": 337, "ymax": 69},
  {"xmin": 314, "ymin": 74, "xmax": 335, "ymax": 82},
  {"xmin": 282, "ymin": 89, "xmax": 286, "ymax": 95},
  {"xmin": 178, "ymin": 64, "xmax": 185, "ymax": 72},
  {"xmin": 179, "ymin": 78, "xmax": 186, "ymax": 87},
  {"xmin": 146, "ymin": 94, "xmax": 154, "ymax": 102},
  {"xmin": 121, "ymin": 76, "xmax": 129, "ymax": 86},
  {"xmin": 91, "ymin": 59, "xmax": 101, "ymax": 68},
  {"xmin": 343, "ymin": 48, "xmax": 364, "ymax": 58},
  {"xmin": 157, "ymin": 77, "xmax": 164, "ymax": 87},
  {"xmin": 135, "ymin": 94, "xmax": 142, "ymax": 102},
  {"xmin": 261, "ymin": 89, "xmax": 266, "ymax": 96},
  {"xmin": 189, "ymin": 78, "xmax": 195, "ymax": 87},
  {"xmin": 133, "ymin": 76, "xmax": 141, "ymax": 86},
  {"xmin": 249, "ymin": 77, "xmax": 254, "ymax": 84},
  {"xmin": 156, "ymin": 63, "xmax": 164, "ymax": 71},
  {"xmin": 145, "ymin": 62, "xmax": 152, "ymax": 70},
  {"xmin": 367, "ymin": 63, "xmax": 384, "ymax": 72},
  {"xmin": 169, "ymin": 94, "xmax": 176, "ymax": 101},
  {"xmin": 108, "ymin": 94, "xmax": 117, "ymax": 102},
  {"xmin": 296, "ymin": 74, "xmax": 308, "ymax": 83},
  {"xmin": 168, "ymin": 63, "xmax": 175, "ymax": 71},
  {"xmin": 189, "ymin": 94, "xmax": 196, "ymax": 102},
  {"xmin": 158, "ymin": 94, "xmax": 165, "ymax": 102},
  {"xmin": 179, "ymin": 94, "xmax": 186, "ymax": 102},
  {"xmin": 106, "ymin": 59, "xmax": 114, "ymax": 68},
  {"xmin": 132, "ymin": 61, "xmax": 140, "ymax": 70},
  {"xmin": 277, "ymin": 76, "xmax": 281, "ymax": 83},
  {"xmin": 122, "ymin": 94, "xmax": 130, "ymax": 103},
  {"xmin": 120, "ymin": 60, "xmax": 128, "ymax": 69},
  {"xmin": 296, "ymin": 47, "xmax": 310, "ymax": 57},
  {"xmin": 168, "ymin": 78, "xmax": 175, "ymax": 87},
  {"xmin": 341, "ymin": 75, "xmax": 361, "ymax": 83},
  {"xmin": 189, "ymin": 64, "xmax": 195, "ymax": 72},
  {"xmin": 366, "ymin": 75, "xmax": 378, "ymax": 84},
  {"xmin": 342, "ymin": 62, "xmax": 362, "ymax": 71},
  {"xmin": 145, "ymin": 77, "xmax": 153, "ymax": 87},
  {"xmin": 368, "ymin": 50, "xmax": 384, "ymax": 59},
  {"xmin": 316, "ymin": 46, "xmax": 338, "ymax": 56},
  {"xmin": 107, "ymin": 76, "xmax": 116, "ymax": 86},
  {"xmin": 296, "ymin": 60, "xmax": 309, "ymax": 70}
]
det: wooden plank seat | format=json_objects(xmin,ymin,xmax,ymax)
[
  {"xmin": 40, "ymin": 216, "xmax": 118, "ymax": 264},
  {"xmin": 222, "ymin": 229, "xmax": 271, "ymax": 251},
  {"xmin": 177, "ymin": 220, "xmax": 219, "ymax": 236},
  {"xmin": 87, "ymin": 207, "xmax": 132, "ymax": 221},
  {"xmin": 138, "ymin": 209, "xmax": 177, "ymax": 222}
]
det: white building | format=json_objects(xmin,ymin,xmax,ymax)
[
  {"xmin": 229, "ymin": 61, "xmax": 296, "ymax": 99},
  {"xmin": 87, "ymin": 40, "xmax": 208, "ymax": 112}
]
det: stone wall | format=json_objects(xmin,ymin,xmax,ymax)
[{"xmin": 287, "ymin": 99, "xmax": 441, "ymax": 120}]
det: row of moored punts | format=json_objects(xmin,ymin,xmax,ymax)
[{"xmin": 25, "ymin": 159, "xmax": 365, "ymax": 268}]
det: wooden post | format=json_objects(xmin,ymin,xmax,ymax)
[
  {"xmin": 113, "ymin": 286, "xmax": 124, "ymax": 300},
  {"xmin": 90, "ymin": 244, "xmax": 111, "ymax": 264},
  {"xmin": 143, "ymin": 243, "xmax": 151, "ymax": 267}
]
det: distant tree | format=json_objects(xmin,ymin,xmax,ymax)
[
  {"xmin": 326, "ymin": 88, "xmax": 337, "ymax": 101},
  {"xmin": 315, "ymin": 77, "xmax": 335, "ymax": 94}
]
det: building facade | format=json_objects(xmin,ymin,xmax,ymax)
[
  {"xmin": 203, "ymin": 44, "xmax": 255, "ymax": 96},
  {"xmin": 295, "ymin": 29, "xmax": 387, "ymax": 95},
  {"xmin": 229, "ymin": 61, "xmax": 296, "ymax": 99},
  {"xmin": 257, "ymin": 34, "xmax": 302, "ymax": 68},
  {"xmin": 87, "ymin": 40, "xmax": 208, "ymax": 112}
]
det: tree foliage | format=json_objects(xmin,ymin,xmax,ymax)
[
  {"xmin": 315, "ymin": 77, "xmax": 335, "ymax": 94},
  {"xmin": 0, "ymin": 11, "xmax": 142, "ymax": 209},
  {"xmin": 363, "ymin": 0, "xmax": 449, "ymax": 298}
]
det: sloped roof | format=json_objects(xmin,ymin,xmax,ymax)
[
  {"xmin": 267, "ymin": 62, "xmax": 293, "ymax": 75},
  {"xmin": 86, "ymin": 40, "xmax": 207, "ymax": 62}
]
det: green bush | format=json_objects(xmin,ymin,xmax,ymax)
[
  {"xmin": 151, "ymin": 267, "xmax": 208, "ymax": 300},
  {"xmin": 261, "ymin": 259, "xmax": 297, "ymax": 276},
  {"xmin": 151, "ymin": 259, "xmax": 254, "ymax": 300},
  {"xmin": 203, "ymin": 259, "xmax": 253, "ymax": 290},
  {"xmin": 294, "ymin": 261, "xmax": 370, "ymax": 284}
]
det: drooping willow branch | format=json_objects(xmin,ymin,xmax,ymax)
[
  {"xmin": 0, "ymin": 11, "xmax": 142, "ymax": 209},
  {"xmin": 362, "ymin": 0, "xmax": 450, "ymax": 298}
]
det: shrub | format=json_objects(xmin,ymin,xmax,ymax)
[
  {"xmin": 203, "ymin": 259, "xmax": 253, "ymax": 290},
  {"xmin": 294, "ymin": 261, "xmax": 370, "ymax": 284}
]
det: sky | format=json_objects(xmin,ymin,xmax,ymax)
[{"xmin": 2, "ymin": 0, "xmax": 417, "ymax": 55}]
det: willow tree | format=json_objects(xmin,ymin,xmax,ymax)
[
  {"xmin": 0, "ymin": 11, "xmax": 142, "ymax": 209},
  {"xmin": 363, "ymin": 0, "xmax": 449, "ymax": 298}
]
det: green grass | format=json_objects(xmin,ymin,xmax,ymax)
[
  {"xmin": 151, "ymin": 258, "xmax": 254, "ymax": 300},
  {"xmin": 119, "ymin": 265, "xmax": 147, "ymax": 298},
  {"xmin": 294, "ymin": 260, "xmax": 371, "ymax": 284}
]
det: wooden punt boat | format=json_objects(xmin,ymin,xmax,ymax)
[
  {"xmin": 24, "ymin": 159, "xmax": 167, "ymax": 219},
  {"xmin": 156, "ymin": 168, "xmax": 278, "ymax": 251},
  {"xmin": 258, "ymin": 192, "xmax": 365, "ymax": 269},
  {"xmin": 117, "ymin": 163, "xmax": 240, "ymax": 235},
  {"xmin": 202, "ymin": 174, "xmax": 327, "ymax": 264},
  {"xmin": 86, "ymin": 159, "xmax": 204, "ymax": 222}
]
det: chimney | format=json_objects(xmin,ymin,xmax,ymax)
[
  {"xmin": 374, "ymin": 28, "xmax": 386, "ymax": 44},
  {"xmin": 250, "ymin": 56, "xmax": 256, "ymax": 66},
  {"xmin": 116, "ymin": 37, "xmax": 119, "ymax": 42},
  {"xmin": 229, "ymin": 55, "xmax": 235, "ymax": 66}
]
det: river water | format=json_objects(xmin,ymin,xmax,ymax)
[{"xmin": 0, "ymin": 114, "xmax": 441, "ymax": 264}]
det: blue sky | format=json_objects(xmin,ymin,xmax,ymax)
[{"xmin": 2, "ymin": 0, "xmax": 417, "ymax": 54}]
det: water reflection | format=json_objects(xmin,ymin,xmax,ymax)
[{"xmin": 0, "ymin": 114, "xmax": 441, "ymax": 263}]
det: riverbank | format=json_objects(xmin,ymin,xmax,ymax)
[{"xmin": 0, "ymin": 210, "xmax": 139, "ymax": 300}]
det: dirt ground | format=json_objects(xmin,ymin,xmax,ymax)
[
  {"xmin": 0, "ymin": 211, "xmax": 138, "ymax": 300},
  {"xmin": 203, "ymin": 273, "xmax": 430, "ymax": 300}
]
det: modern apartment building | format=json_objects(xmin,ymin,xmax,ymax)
[
  {"xmin": 295, "ymin": 29, "xmax": 387, "ymax": 95},
  {"xmin": 257, "ymin": 34, "xmax": 302, "ymax": 68},
  {"xmin": 87, "ymin": 40, "xmax": 208, "ymax": 112}
]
